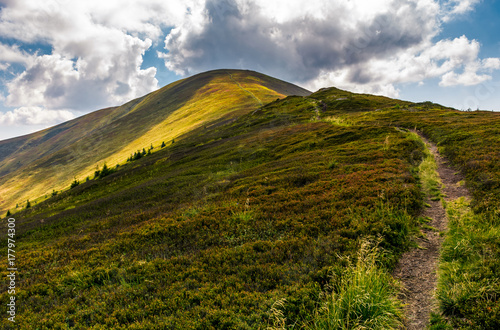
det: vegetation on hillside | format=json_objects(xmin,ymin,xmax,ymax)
[
  {"xmin": 1, "ymin": 73, "xmax": 499, "ymax": 328},
  {"xmin": 0, "ymin": 85, "xmax": 427, "ymax": 329},
  {"xmin": 354, "ymin": 108, "xmax": 500, "ymax": 329},
  {"xmin": 0, "ymin": 70, "xmax": 310, "ymax": 215}
]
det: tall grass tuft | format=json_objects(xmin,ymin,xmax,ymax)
[
  {"xmin": 267, "ymin": 299, "xmax": 288, "ymax": 330},
  {"xmin": 308, "ymin": 240, "xmax": 404, "ymax": 330}
]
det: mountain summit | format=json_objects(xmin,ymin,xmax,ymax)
[{"xmin": 0, "ymin": 70, "xmax": 310, "ymax": 212}]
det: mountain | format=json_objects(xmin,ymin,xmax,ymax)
[
  {"xmin": 0, "ymin": 69, "xmax": 310, "ymax": 213},
  {"xmin": 1, "ymin": 70, "xmax": 500, "ymax": 329}
]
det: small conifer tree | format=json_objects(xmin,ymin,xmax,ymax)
[
  {"xmin": 6, "ymin": 210, "xmax": 11, "ymax": 217},
  {"xmin": 26, "ymin": 200, "xmax": 31, "ymax": 209},
  {"xmin": 70, "ymin": 177, "xmax": 80, "ymax": 189},
  {"xmin": 161, "ymin": 141, "xmax": 166, "ymax": 148},
  {"xmin": 97, "ymin": 163, "xmax": 113, "ymax": 179}
]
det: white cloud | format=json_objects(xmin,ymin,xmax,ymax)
[
  {"xmin": 0, "ymin": 44, "xmax": 32, "ymax": 64},
  {"xmin": 0, "ymin": 0, "xmax": 198, "ymax": 114},
  {"xmin": 159, "ymin": 0, "xmax": 497, "ymax": 96},
  {"xmin": 0, "ymin": 0, "xmax": 497, "ymax": 130},
  {"xmin": 441, "ymin": 0, "xmax": 480, "ymax": 22},
  {"xmin": 0, "ymin": 107, "xmax": 75, "ymax": 125},
  {"xmin": 4, "ymin": 37, "xmax": 158, "ymax": 110},
  {"xmin": 162, "ymin": 0, "xmax": 443, "ymax": 80},
  {"xmin": 306, "ymin": 35, "xmax": 499, "ymax": 95},
  {"xmin": 482, "ymin": 58, "xmax": 500, "ymax": 70}
]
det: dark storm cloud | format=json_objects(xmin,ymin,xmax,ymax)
[{"xmin": 163, "ymin": 0, "xmax": 438, "ymax": 84}]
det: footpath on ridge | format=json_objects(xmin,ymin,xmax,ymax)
[
  {"xmin": 226, "ymin": 72, "xmax": 264, "ymax": 107},
  {"xmin": 393, "ymin": 131, "xmax": 471, "ymax": 330}
]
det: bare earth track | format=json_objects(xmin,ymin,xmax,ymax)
[{"xmin": 393, "ymin": 132, "xmax": 471, "ymax": 329}]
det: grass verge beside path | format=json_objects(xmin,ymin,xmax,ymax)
[
  {"xmin": 306, "ymin": 240, "xmax": 405, "ymax": 330},
  {"xmin": 267, "ymin": 240, "xmax": 406, "ymax": 330},
  {"xmin": 432, "ymin": 197, "xmax": 500, "ymax": 329}
]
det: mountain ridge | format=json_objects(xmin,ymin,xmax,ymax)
[
  {"xmin": 2, "ymin": 69, "xmax": 500, "ymax": 328},
  {"xmin": 0, "ymin": 69, "xmax": 310, "ymax": 212}
]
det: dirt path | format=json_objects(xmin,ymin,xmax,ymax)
[
  {"xmin": 226, "ymin": 72, "xmax": 263, "ymax": 107},
  {"xmin": 393, "ymin": 131, "xmax": 470, "ymax": 329}
]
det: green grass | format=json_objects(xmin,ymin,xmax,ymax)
[
  {"xmin": 323, "ymin": 115, "xmax": 353, "ymax": 127},
  {"xmin": 435, "ymin": 197, "xmax": 500, "ymax": 329},
  {"xmin": 353, "ymin": 105, "xmax": 500, "ymax": 329},
  {"xmin": 306, "ymin": 240, "xmax": 404, "ymax": 330},
  {"xmin": 268, "ymin": 240, "xmax": 405, "ymax": 330},
  {"xmin": 2, "ymin": 72, "xmax": 500, "ymax": 328},
  {"xmin": 0, "ymin": 85, "xmax": 425, "ymax": 328},
  {"xmin": 416, "ymin": 142, "xmax": 442, "ymax": 200},
  {"xmin": 402, "ymin": 131, "xmax": 443, "ymax": 204}
]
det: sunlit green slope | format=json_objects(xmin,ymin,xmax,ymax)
[
  {"xmin": 2, "ymin": 70, "xmax": 499, "ymax": 329},
  {"xmin": 0, "ymin": 69, "xmax": 310, "ymax": 213},
  {"xmin": 1, "ymin": 81, "xmax": 431, "ymax": 328}
]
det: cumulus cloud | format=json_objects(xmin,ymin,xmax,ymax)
[
  {"xmin": 160, "ymin": 0, "xmax": 497, "ymax": 97},
  {"xmin": 0, "ymin": 106, "xmax": 74, "ymax": 125},
  {"xmin": 162, "ymin": 0, "xmax": 440, "ymax": 82},
  {"xmin": 0, "ymin": 0, "xmax": 202, "ymax": 121},
  {"xmin": 441, "ymin": 0, "xmax": 481, "ymax": 21},
  {"xmin": 305, "ymin": 36, "xmax": 500, "ymax": 95},
  {"xmin": 0, "ymin": 44, "xmax": 31, "ymax": 64},
  {"xmin": 0, "ymin": 0, "xmax": 497, "ymax": 131}
]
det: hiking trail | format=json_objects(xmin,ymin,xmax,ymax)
[
  {"xmin": 227, "ymin": 72, "xmax": 263, "ymax": 107},
  {"xmin": 393, "ymin": 131, "xmax": 471, "ymax": 330}
]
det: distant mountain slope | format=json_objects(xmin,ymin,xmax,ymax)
[{"xmin": 0, "ymin": 69, "xmax": 310, "ymax": 212}]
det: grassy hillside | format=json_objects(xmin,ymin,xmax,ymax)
[
  {"xmin": 0, "ymin": 82, "xmax": 424, "ymax": 328},
  {"xmin": 1, "ymin": 72, "xmax": 499, "ymax": 329},
  {"xmin": 0, "ymin": 70, "xmax": 310, "ymax": 214}
]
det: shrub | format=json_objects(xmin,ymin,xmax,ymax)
[
  {"xmin": 70, "ymin": 178, "xmax": 80, "ymax": 189},
  {"xmin": 327, "ymin": 159, "xmax": 338, "ymax": 169},
  {"xmin": 98, "ymin": 164, "xmax": 113, "ymax": 179}
]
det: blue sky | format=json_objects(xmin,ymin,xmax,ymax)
[
  {"xmin": 399, "ymin": 0, "xmax": 500, "ymax": 111},
  {"xmin": 0, "ymin": 0, "xmax": 499, "ymax": 140}
]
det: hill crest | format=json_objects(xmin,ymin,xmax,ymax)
[{"xmin": 0, "ymin": 69, "xmax": 310, "ymax": 212}]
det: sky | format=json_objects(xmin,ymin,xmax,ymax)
[{"xmin": 0, "ymin": 0, "xmax": 499, "ymax": 141}]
